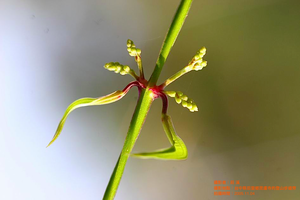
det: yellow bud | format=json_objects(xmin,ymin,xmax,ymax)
[
  {"xmin": 193, "ymin": 63, "xmax": 203, "ymax": 71},
  {"xmin": 115, "ymin": 66, "xmax": 122, "ymax": 73},
  {"xmin": 120, "ymin": 70, "xmax": 127, "ymax": 75},
  {"xmin": 104, "ymin": 64, "xmax": 109, "ymax": 69},
  {"xmin": 175, "ymin": 96, "xmax": 182, "ymax": 104},
  {"xmin": 167, "ymin": 90, "xmax": 198, "ymax": 112},
  {"xmin": 176, "ymin": 91, "xmax": 183, "ymax": 97},
  {"xmin": 192, "ymin": 104, "xmax": 198, "ymax": 112},
  {"xmin": 110, "ymin": 66, "xmax": 117, "ymax": 71},
  {"xmin": 199, "ymin": 47, "xmax": 206, "ymax": 54},
  {"xmin": 181, "ymin": 95, "xmax": 188, "ymax": 101},
  {"xmin": 166, "ymin": 91, "xmax": 176, "ymax": 97},
  {"xmin": 127, "ymin": 39, "xmax": 133, "ymax": 47},
  {"xmin": 200, "ymin": 60, "xmax": 207, "ymax": 67},
  {"xmin": 123, "ymin": 65, "xmax": 130, "ymax": 72}
]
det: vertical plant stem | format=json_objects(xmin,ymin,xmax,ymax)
[
  {"xmin": 149, "ymin": 0, "xmax": 193, "ymax": 86},
  {"xmin": 103, "ymin": 88, "xmax": 154, "ymax": 200},
  {"xmin": 104, "ymin": 0, "xmax": 194, "ymax": 199}
]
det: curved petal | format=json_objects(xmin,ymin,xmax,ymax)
[
  {"xmin": 47, "ymin": 90, "xmax": 125, "ymax": 147},
  {"xmin": 132, "ymin": 113, "xmax": 188, "ymax": 160}
]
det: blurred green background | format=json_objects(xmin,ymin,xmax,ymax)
[{"xmin": 1, "ymin": 0, "xmax": 299, "ymax": 199}]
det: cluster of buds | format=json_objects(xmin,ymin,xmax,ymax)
[
  {"xmin": 186, "ymin": 47, "xmax": 207, "ymax": 71},
  {"xmin": 161, "ymin": 47, "xmax": 208, "ymax": 88},
  {"xmin": 127, "ymin": 39, "xmax": 141, "ymax": 57},
  {"xmin": 165, "ymin": 91, "xmax": 198, "ymax": 112},
  {"xmin": 104, "ymin": 62, "xmax": 132, "ymax": 76}
]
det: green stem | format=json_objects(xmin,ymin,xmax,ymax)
[
  {"xmin": 103, "ymin": 88, "xmax": 154, "ymax": 200},
  {"xmin": 149, "ymin": 0, "xmax": 193, "ymax": 86},
  {"xmin": 103, "ymin": 0, "xmax": 194, "ymax": 199}
]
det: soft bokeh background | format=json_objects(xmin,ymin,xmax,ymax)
[{"xmin": 1, "ymin": 0, "xmax": 300, "ymax": 199}]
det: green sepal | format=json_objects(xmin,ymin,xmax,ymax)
[
  {"xmin": 132, "ymin": 114, "xmax": 188, "ymax": 160},
  {"xmin": 47, "ymin": 90, "xmax": 125, "ymax": 147}
]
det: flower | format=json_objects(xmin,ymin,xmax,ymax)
[{"xmin": 48, "ymin": 39, "xmax": 208, "ymax": 160}]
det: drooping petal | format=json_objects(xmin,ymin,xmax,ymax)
[
  {"xmin": 132, "ymin": 113, "xmax": 188, "ymax": 160},
  {"xmin": 47, "ymin": 90, "xmax": 126, "ymax": 147}
]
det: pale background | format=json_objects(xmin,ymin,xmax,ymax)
[{"xmin": 1, "ymin": 0, "xmax": 300, "ymax": 199}]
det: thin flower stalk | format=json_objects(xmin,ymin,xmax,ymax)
[{"xmin": 161, "ymin": 47, "xmax": 207, "ymax": 88}]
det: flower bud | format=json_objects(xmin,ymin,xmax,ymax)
[
  {"xmin": 181, "ymin": 95, "xmax": 188, "ymax": 101},
  {"xmin": 127, "ymin": 39, "xmax": 141, "ymax": 57},
  {"xmin": 175, "ymin": 96, "xmax": 182, "ymax": 104},
  {"xmin": 104, "ymin": 62, "xmax": 133, "ymax": 76},
  {"xmin": 123, "ymin": 65, "xmax": 130, "ymax": 73},
  {"xmin": 200, "ymin": 60, "xmax": 207, "ymax": 67},
  {"xmin": 199, "ymin": 47, "xmax": 206, "ymax": 54},
  {"xmin": 189, "ymin": 47, "xmax": 208, "ymax": 72},
  {"xmin": 165, "ymin": 91, "xmax": 198, "ymax": 112},
  {"xmin": 165, "ymin": 91, "xmax": 176, "ymax": 97}
]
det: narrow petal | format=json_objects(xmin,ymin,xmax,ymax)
[
  {"xmin": 47, "ymin": 90, "xmax": 125, "ymax": 147},
  {"xmin": 132, "ymin": 114, "xmax": 188, "ymax": 160}
]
